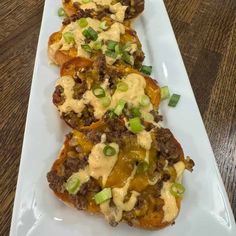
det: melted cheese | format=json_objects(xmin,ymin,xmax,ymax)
[
  {"xmin": 99, "ymin": 22, "xmax": 125, "ymax": 42},
  {"xmin": 56, "ymin": 76, "xmax": 85, "ymax": 114},
  {"xmin": 110, "ymin": 3, "xmax": 128, "ymax": 22},
  {"xmin": 137, "ymin": 130, "xmax": 152, "ymax": 150},
  {"xmin": 100, "ymin": 167, "xmax": 139, "ymax": 223},
  {"xmin": 72, "ymin": 0, "xmax": 127, "ymax": 23},
  {"xmin": 110, "ymin": 73, "xmax": 153, "ymax": 112},
  {"xmin": 72, "ymin": 0, "xmax": 112, "ymax": 9},
  {"xmin": 100, "ymin": 200, "xmax": 123, "ymax": 223},
  {"xmin": 51, "ymin": 19, "xmax": 126, "ymax": 65},
  {"xmin": 72, "ymin": 167, "xmax": 90, "ymax": 186},
  {"xmin": 161, "ymin": 162, "xmax": 186, "ymax": 222},
  {"xmin": 161, "ymin": 182, "xmax": 179, "ymax": 223},
  {"xmin": 83, "ymin": 79, "xmax": 110, "ymax": 119},
  {"xmin": 88, "ymin": 142, "xmax": 119, "ymax": 186},
  {"xmin": 112, "ymin": 167, "xmax": 139, "ymax": 212},
  {"xmin": 174, "ymin": 161, "xmax": 185, "ymax": 181}
]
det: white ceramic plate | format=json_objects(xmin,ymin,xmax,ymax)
[{"xmin": 10, "ymin": 0, "xmax": 236, "ymax": 235}]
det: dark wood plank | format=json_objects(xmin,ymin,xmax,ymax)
[
  {"xmin": 164, "ymin": 0, "xmax": 236, "ymax": 217},
  {"xmin": 0, "ymin": 1, "xmax": 44, "ymax": 235},
  {"xmin": 0, "ymin": 0, "xmax": 235, "ymax": 235}
]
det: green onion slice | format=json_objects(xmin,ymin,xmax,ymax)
[
  {"xmin": 117, "ymin": 81, "xmax": 128, "ymax": 92},
  {"xmin": 64, "ymin": 173, "xmax": 81, "ymax": 195},
  {"xmin": 92, "ymin": 85, "xmax": 105, "ymax": 98},
  {"xmin": 103, "ymin": 145, "xmax": 117, "ymax": 156},
  {"xmin": 81, "ymin": 44, "xmax": 93, "ymax": 53},
  {"xmin": 170, "ymin": 183, "xmax": 185, "ymax": 197},
  {"xmin": 131, "ymin": 107, "xmax": 141, "ymax": 117},
  {"xmin": 78, "ymin": 18, "xmax": 88, "ymax": 28},
  {"xmin": 142, "ymin": 112, "xmax": 154, "ymax": 122},
  {"xmin": 63, "ymin": 32, "xmax": 75, "ymax": 44},
  {"xmin": 123, "ymin": 42, "xmax": 132, "ymax": 51},
  {"xmin": 129, "ymin": 117, "xmax": 144, "ymax": 133},
  {"xmin": 168, "ymin": 94, "xmax": 181, "ymax": 107},
  {"xmin": 140, "ymin": 95, "xmax": 150, "ymax": 107},
  {"xmin": 108, "ymin": 110, "xmax": 116, "ymax": 119},
  {"xmin": 115, "ymin": 44, "xmax": 121, "ymax": 54},
  {"xmin": 58, "ymin": 7, "xmax": 65, "ymax": 17},
  {"xmin": 140, "ymin": 65, "xmax": 152, "ymax": 75},
  {"xmin": 83, "ymin": 27, "xmax": 98, "ymax": 41},
  {"xmin": 105, "ymin": 50, "xmax": 117, "ymax": 59},
  {"xmin": 114, "ymin": 99, "xmax": 126, "ymax": 116},
  {"xmin": 92, "ymin": 41, "xmax": 102, "ymax": 50},
  {"xmin": 99, "ymin": 21, "xmax": 108, "ymax": 30},
  {"xmin": 137, "ymin": 161, "xmax": 149, "ymax": 174},
  {"xmin": 82, "ymin": 0, "xmax": 91, "ymax": 3},
  {"xmin": 99, "ymin": 96, "xmax": 111, "ymax": 108},
  {"xmin": 160, "ymin": 86, "xmax": 170, "ymax": 100},
  {"xmin": 122, "ymin": 51, "xmax": 132, "ymax": 65},
  {"xmin": 94, "ymin": 188, "xmax": 112, "ymax": 204},
  {"xmin": 107, "ymin": 40, "xmax": 118, "ymax": 51}
]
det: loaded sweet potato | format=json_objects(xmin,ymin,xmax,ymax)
[
  {"xmin": 47, "ymin": 126, "xmax": 194, "ymax": 228},
  {"xmin": 62, "ymin": 0, "xmax": 144, "ymax": 21},
  {"xmin": 48, "ymin": 13, "xmax": 144, "ymax": 68},
  {"xmin": 52, "ymin": 57, "xmax": 161, "ymax": 131}
]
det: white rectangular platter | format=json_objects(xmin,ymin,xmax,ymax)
[{"xmin": 10, "ymin": 0, "xmax": 236, "ymax": 235}]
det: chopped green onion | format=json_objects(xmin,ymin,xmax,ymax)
[
  {"xmin": 83, "ymin": 27, "xmax": 98, "ymax": 41},
  {"xmin": 94, "ymin": 188, "xmax": 112, "ymax": 204},
  {"xmin": 105, "ymin": 50, "xmax": 117, "ymax": 59},
  {"xmin": 114, "ymin": 99, "xmax": 126, "ymax": 116},
  {"xmin": 92, "ymin": 85, "xmax": 105, "ymax": 98},
  {"xmin": 77, "ymin": 18, "xmax": 88, "ymax": 28},
  {"xmin": 99, "ymin": 21, "xmax": 108, "ymax": 30},
  {"xmin": 140, "ymin": 65, "xmax": 152, "ymax": 75},
  {"xmin": 137, "ymin": 161, "xmax": 149, "ymax": 174},
  {"xmin": 63, "ymin": 32, "xmax": 74, "ymax": 44},
  {"xmin": 168, "ymin": 94, "xmax": 181, "ymax": 107},
  {"xmin": 140, "ymin": 95, "xmax": 150, "ymax": 107},
  {"xmin": 82, "ymin": 0, "xmax": 91, "ymax": 3},
  {"xmin": 64, "ymin": 173, "xmax": 81, "ymax": 195},
  {"xmin": 129, "ymin": 117, "xmax": 144, "ymax": 133},
  {"xmin": 122, "ymin": 51, "xmax": 132, "ymax": 64},
  {"xmin": 92, "ymin": 41, "xmax": 102, "ymax": 50},
  {"xmin": 103, "ymin": 145, "xmax": 117, "ymax": 156},
  {"xmin": 170, "ymin": 183, "xmax": 185, "ymax": 197},
  {"xmin": 131, "ymin": 107, "xmax": 141, "ymax": 117},
  {"xmin": 81, "ymin": 44, "xmax": 93, "ymax": 53},
  {"xmin": 58, "ymin": 7, "xmax": 65, "ymax": 17},
  {"xmin": 107, "ymin": 40, "xmax": 118, "ymax": 51},
  {"xmin": 142, "ymin": 112, "xmax": 154, "ymax": 121},
  {"xmin": 123, "ymin": 42, "xmax": 132, "ymax": 51},
  {"xmin": 117, "ymin": 81, "xmax": 128, "ymax": 92},
  {"xmin": 108, "ymin": 110, "xmax": 116, "ymax": 119},
  {"xmin": 99, "ymin": 96, "xmax": 111, "ymax": 107},
  {"xmin": 115, "ymin": 44, "xmax": 121, "ymax": 54},
  {"xmin": 160, "ymin": 86, "xmax": 170, "ymax": 100}
]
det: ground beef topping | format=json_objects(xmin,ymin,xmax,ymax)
[
  {"xmin": 47, "ymin": 171, "xmax": 66, "ymax": 193},
  {"xmin": 154, "ymin": 128, "xmax": 182, "ymax": 165},
  {"xmin": 73, "ymin": 79, "xmax": 88, "ymax": 100},
  {"xmin": 53, "ymin": 85, "xmax": 65, "ymax": 105}
]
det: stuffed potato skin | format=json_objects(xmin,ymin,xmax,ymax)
[
  {"xmin": 62, "ymin": 0, "xmax": 144, "ymax": 21},
  {"xmin": 47, "ymin": 126, "xmax": 193, "ymax": 228},
  {"xmin": 48, "ymin": 16, "xmax": 144, "ymax": 69},
  {"xmin": 52, "ymin": 57, "xmax": 161, "ymax": 131}
]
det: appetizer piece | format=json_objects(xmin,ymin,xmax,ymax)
[
  {"xmin": 47, "ymin": 126, "xmax": 194, "ymax": 228},
  {"xmin": 62, "ymin": 0, "xmax": 144, "ymax": 22},
  {"xmin": 52, "ymin": 57, "xmax": 161, "ymax": 131},
  {"xmin": 48, "ymin": 14, "xmax": 144, "ymax": 68}
]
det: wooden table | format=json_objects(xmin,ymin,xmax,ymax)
[{"xmin": 0, "ymin": 0, "xmax": 235, "ymax": 234}]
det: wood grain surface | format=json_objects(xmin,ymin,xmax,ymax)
[{"xmin": 0, "ymin": 0, "xmax": 235, "ymax": 235}]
